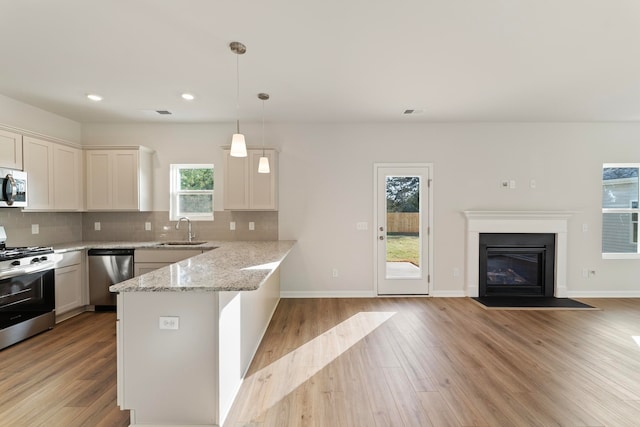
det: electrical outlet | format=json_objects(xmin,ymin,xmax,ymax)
[
  {"xmin": 582, "ymin": 223, "xmax": 588, "ymax": 232},
  {"xmin": 94, "ymin": 222, "xmax": 101, "ymax": 231},
  {"xmin": 453, "ymin": 267, "xmax": 460, "ymax": 277},
  {"xmin": 509, "ymin": 179, "xmax": 516, "ymax": 189},
  {"xmin": 145, "ymin": 222, "xmax": 152, "ymax": 231},
  {"xmin": 230, "ymin": 221, "xmax": 236, "ymax": 231},
  {"xmin": 159, "ymin": 316, "xmax": 180, "ymax": 330},
  {"xmin": 332, "ymin": 268, "xmax": 339, "ymax": 278},
  {"xmin": 249, "ymin": 222, "xmax": 255, "ymax": 231},
  {"xmin": 31, "ymin": 224, "xmax": 39, "ymax": 234},
  {"xmin": 530, "ymin": 179, "xmax": 536, "ymax": 189}
]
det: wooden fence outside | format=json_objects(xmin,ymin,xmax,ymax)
[{"xmin": 387, "ymin": 212, "xmax": 420, "ymax": 234}]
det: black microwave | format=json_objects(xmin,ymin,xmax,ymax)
[{"xmin": 0, "ymin": 168, "xmax": 27, "ymax": 207}]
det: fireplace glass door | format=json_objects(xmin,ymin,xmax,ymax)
[{"xmin": 479, "ymin": 233, "xmax": 555, "ymax": 297}]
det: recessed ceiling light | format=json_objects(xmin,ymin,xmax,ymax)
[
  {"xmin": 87, "ymin": 94, "xmax": 103, "ymax": 102},
  {"xmin": 181, "ymin": 93, "xmax": 195, "ymax": 101}
]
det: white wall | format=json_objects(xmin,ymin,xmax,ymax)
[
  {"xmin": 82, "ymin": 121, "xmax": 640, "ymax": 297},
  {"xmin": 0, "ymin": 94, "xmax": 81, "ymax": 143},
  {"xmin": 275, "ymin": 122, "xmax": 640, "ymax": 297}
]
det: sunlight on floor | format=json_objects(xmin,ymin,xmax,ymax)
[
  {"xmin": 238, "ymin": 311, "xmax": 396, "ymax": 419},
  {"xmin": 633, "ymin": 336, "xmax": 640, "ymax": 347}
]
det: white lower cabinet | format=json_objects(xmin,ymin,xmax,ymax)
[
  {"xmin": 134, "ymin": 248, "xmax": 206, "ymax": 276},
  {"xmin": 55, "ymin": 251, "xmax": 84, "ymax": 320}
]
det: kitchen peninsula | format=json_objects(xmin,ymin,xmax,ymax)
[{"xmin": 109, "ymin": 240, "xmax": 295, "ymax": 427}]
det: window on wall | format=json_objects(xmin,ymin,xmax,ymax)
[
  {"xmin": 170, "ymin": 164, "xmax": 214, "ymax": 221},
  {"xmin": 602, "ymin": 164, "xmax": 640, "ymax": 258}
]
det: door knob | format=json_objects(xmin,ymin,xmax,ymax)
[
  {"xmin": 379, "ymin": 226, "xmax": 384, "ymax": 231},
  {"xmin": 379, "ymin": 236, "xmax": 384, "ymax": 240}
]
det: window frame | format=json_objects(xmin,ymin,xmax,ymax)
[
  {"xmin": 169, "ymin": 163, "xmax": 214, "ymax": 221},
  {"xmin": 602, "ymin": 163, "xmax": 640, "ymax": 259}
]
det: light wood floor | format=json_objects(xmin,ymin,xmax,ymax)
[
  {"xmin": 0, "ymin": 312, "xmax": 129, "ymax": 427},
  {"xmin": 1, "ymin": 299, "xmax": 640, "ymax": 427},
  {"xmin": 225, "ymin": 298, "xmax": 640, "ymax": 427}
]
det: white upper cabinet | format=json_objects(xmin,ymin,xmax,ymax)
[
  {"xmin": 85, "ymin": 147, "xmax": 153, "ymax": 211},
  {"xmin": 23, "ymin": 136, "xmax": 83, "ymax": 211},
  {"xmin": 0, "ymin": 129, "xmax": 23, "ymax": 170},
  {"xmin": 223, "ymin": 148, "xmax": 277, "ymax": 210}
]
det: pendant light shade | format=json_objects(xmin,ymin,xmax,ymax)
[
  {"xmin": 258, "ymin": 156, "xmax": 270, "ymax": 173},
  {"xmin": 258, "ymin": 92, "xmax": 270, "ymax": 173},
  {"xmin": 230, "ymin": 42, "xmax": 247, "ymax": 157},
  {"xmin": 230, "ymin": 132, "xmax": 247, "ymax": 157}
]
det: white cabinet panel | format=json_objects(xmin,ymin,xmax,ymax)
[
  {"xmin": 53, "ymin": 144, "xmax": 83, "ymax": 210},
  {"xmin": 55, "ymin": 250, "xmax": 84, "ymax": 317},
  {"xmin": 23, "ymin": 137, "xmax": 54, "ymax": 209},
  {"xmin": 224, "ymin": 148, "xmax": 277, "ymax": 210},
  {"xmin": 23, "ymin": 136, "xmax": 83, "ymax": 211},
  {"xmin": 86, "ymin": 147, "xmax": 153, "ymax": 211},
  {"xmin": 0, "ymin": 129, "xmax": 23, "ymax": 170}
]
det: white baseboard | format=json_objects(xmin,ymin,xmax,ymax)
[
  {"xmin": 280, "ymin": 290, "xmax": 468, "ymax": 298},
  {"xmin": 567, "ymin": 290, "xmax": 640, "ymax": 298},
  {"xmin": 280, "ymin": 290, "xmax": 376, "ymax": 298},
  {"xmin": 430, "ymin": 290, "xmax": 466, "ymax": 297}
]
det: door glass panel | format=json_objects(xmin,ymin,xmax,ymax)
[{"xmin": 385, "ymin": 176, "xmax": 421, "ymax": 279}]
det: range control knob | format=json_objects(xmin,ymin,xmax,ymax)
[
  {"xmin": 30, "ymin": 257, "xmax": 40, "ymax": 264},
  {"xmin": 11, "ymin": 260, "xmax": 20, "ymax": 266}
]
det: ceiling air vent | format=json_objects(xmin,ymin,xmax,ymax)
[
  {"xmin": 156, "ymin": 110, "xmax": 172, "ymax": 115},
  {"xmin": 403, "ymin": 109, "xmax": 424, "ymax": 115}
]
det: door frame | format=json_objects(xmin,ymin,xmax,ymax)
[{"xmin": 373, "ymin": 163, "xmax": 434, "ymax": 296}]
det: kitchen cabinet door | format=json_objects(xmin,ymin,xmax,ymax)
[
  {"xmin": 0, "ymin": 129, "xmax": 23, "ymax": 170},
  {"xmin": 55, "ymin": 251, "xmax": 84, "ymax": 318},
  {"xmin": 53, "ymin": 144, "xmax": 83, "ymax": 210},
  {"xmin": 23, "ymin": 136, "xmax": 54, "ymax": 209},
  {"xmin": 24, "ymin": 137, "xmax": 84, "ymax": 211},
  {"xmin": 85, "ymin": 147, "xmax": 153, "ymax": 211},
  {"xmin": 223, "ymin": 148, "xmax": 277, "ymax": 210}
]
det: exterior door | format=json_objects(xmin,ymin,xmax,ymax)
[{"xmin": 375, "ymin": 164, "xmax": 431, "ymax": 295}]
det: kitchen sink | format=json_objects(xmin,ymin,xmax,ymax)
[{"xmin": 159, "ymin": 241, "xmax": 208, "ymax": 246}]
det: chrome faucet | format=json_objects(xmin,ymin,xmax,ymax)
[{"xmin": 176, "ymin": 217, "xmax": 194, "ymax": 242}]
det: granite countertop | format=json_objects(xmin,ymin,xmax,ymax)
[
  {"xmin": 53, "ymin": 240, "xmax": 222, "ymax": 252},
  {"xmin": 97, "ymin": 240, "xmax": 296, "ymax": 293}
]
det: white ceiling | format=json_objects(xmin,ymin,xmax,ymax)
[{"xmin": 1, "ymin": 0, "xmax": 640, "ymax": 124}]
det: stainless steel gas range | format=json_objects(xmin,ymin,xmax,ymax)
[{"xmin": 0, "ymin": 229, "xmax": 62, "ymax": 350}]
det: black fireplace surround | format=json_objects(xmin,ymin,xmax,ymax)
[{"xmin": 479, "ymin": 233, "xmax": 555, "ymax": 297}]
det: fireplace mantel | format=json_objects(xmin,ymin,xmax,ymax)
[{"xmin": 463, "ymin": 211, "xmax": 575, "ymax": 297}]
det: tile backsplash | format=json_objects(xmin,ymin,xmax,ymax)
[
  {"xmin": 0, "ymin": 210, "xmax": 277, "ymax": 246},
  {"xmin": 0, "ymin": 210, "xmax": 83, "ymax": 246}
]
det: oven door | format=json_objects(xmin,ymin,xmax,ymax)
[
  {"xmin": 0, "ymin": 169, "xmax": 27, "ymax": 208},
  {"xmin": 0, "ymin": 269, "xmax": 54, "ymax": 329}
]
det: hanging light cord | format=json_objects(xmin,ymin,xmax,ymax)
[
  {"xmin": 262, "ymin": 98, "xmax": 266, "ymax": 156},
  {"xmin": 236, "ymin": 53, "xmax": 240, "ymax": 133}
]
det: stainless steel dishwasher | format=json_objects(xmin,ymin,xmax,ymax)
[{"xmin": 88, "ymin": 248, "xmax": 134, "ymax": 311}]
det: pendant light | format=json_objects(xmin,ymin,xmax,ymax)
[
  {"xmin": 230, "ymin": 41, "xmax": 247, "ymax": 157},
  {"xmin": 257, "ymin": 93, "xmax": 270, "ymax": 174}
]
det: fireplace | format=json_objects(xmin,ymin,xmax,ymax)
[
  {"xmin": 479, "ymin": 233, "xmax": 555, "ymax": 297},
  {"xmin": 464, "ymin": 211, "xmax": 572, "ymax": 298}
]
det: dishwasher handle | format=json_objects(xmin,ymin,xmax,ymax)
[{"xmin": 88, "ymin": 248, "xmax": 135, "ymax": 257}]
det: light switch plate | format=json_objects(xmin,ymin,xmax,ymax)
[
  {"xmin": 31, "ymin": 224, "xmax": 39, "ymax": 234},
  {"xmin": 249, "ymin": 222, "xmax": 255, "ymax": 231},
  {"xmin": 94, "ymin": 222, "xmax": 101, "ymax": 231},
  {"xmin": 230, "ymin": 221, "xmax": 236, "ymax": 231},
  {"xmin": 145, "ymin": 222, "xmax": 152, "ymax": 231}
]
